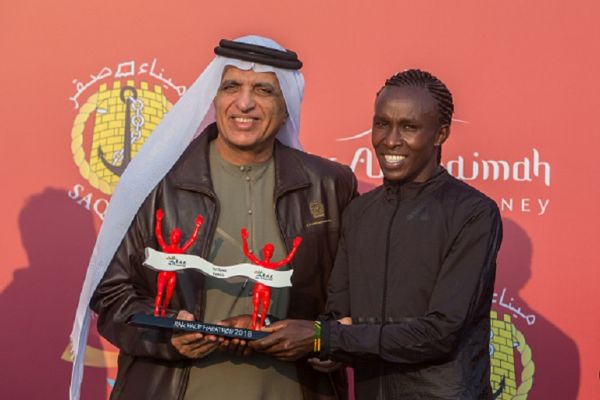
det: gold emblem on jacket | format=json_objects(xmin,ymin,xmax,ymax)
[{"xmin": 309, "ymin": 200, "xmax": 326, "ymax": 219}]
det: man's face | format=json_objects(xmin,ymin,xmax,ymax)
[
  {"xmin": 214, "ymin": 66, "xmax": 287, "ymax": 160},
  {"xmin": 371, "ymin": 85, "xmax": 449, "ymax": 183}
]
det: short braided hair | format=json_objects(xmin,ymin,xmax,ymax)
[{"xmin": 379, "ymin": 69, "xmax": 454, "ymax": 126}]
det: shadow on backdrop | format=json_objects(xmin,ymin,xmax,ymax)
[
  {"xmin": 0, "ymin": 188, "xmax": 107, "ymax": 398},
  {"xmin": 494, "ymin": 218, "xmax": 579, "ymax": 399}
]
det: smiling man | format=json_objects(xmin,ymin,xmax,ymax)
[
  {"xmin": 72, "ymin": 36, "xmax": 356, "ymax": 400},
  {"xmin": 213, "ymin": 66, "xmax": 289, "ymax": 163},
  {"xmin": 253, "ymin": 69, "xmax": 502, "ymax": 399}
]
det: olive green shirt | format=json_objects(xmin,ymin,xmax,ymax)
[{"xmin": 184, "ymin": 142, "xmax": 301, "ymax": 400}]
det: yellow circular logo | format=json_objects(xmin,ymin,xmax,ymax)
[{"xmin": 71, "ymin": 80, "xmax": 173, "ymax": 194}]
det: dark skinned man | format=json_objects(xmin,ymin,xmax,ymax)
[{"xmin": 252, "ymin": 69, "xmax": 502, "ymax": 400}]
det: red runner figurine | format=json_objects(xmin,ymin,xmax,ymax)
[
  {"xmin": 240, "ymin": 228, "xmax": 302, "ymax": 329},
  {"xmin": 153, "ymin": 208, "xmax": 203, "ymax": 316}
]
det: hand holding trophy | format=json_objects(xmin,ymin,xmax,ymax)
[{"xmin": 131, "ymin": 209, "xmax": 302, "ymax": 342}]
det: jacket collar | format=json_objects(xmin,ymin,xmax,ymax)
[
  {"xmin": 273, "ymin": 138, "xmax": 311, "ymax": 197},
  {"xmin": 383, "ymin": 166, "xmax": 448, "ymax": 201},
  {"xmin": 172, "ymin": 123, "xmax": 310, "ymax": 196}
]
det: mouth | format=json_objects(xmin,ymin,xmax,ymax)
[
  {"xmin": 382, "ymin": 154, "xmax": 407, "ymax": 167},
  {"xmin": 230, "ymin": 116, "xmax": 259, "ymax": 130}
]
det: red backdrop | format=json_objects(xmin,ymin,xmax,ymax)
[{"xmin": 1, "ymin": 1, "xmax": 599, "ymax": 399}]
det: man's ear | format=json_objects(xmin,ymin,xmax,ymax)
[{"xmin": 434, "ymin": 125, "xmax": 450, "ymax": 146}]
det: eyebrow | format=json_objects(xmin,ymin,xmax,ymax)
[
  {"xmin": 374, "ymin": 114, "xmax": 420, "ymax": 123},
  {"xmin": 220, "ymin": 79, "xmax": 240, "ymax": 87},
  {"xmin": 219, "ymin": 80, "xmax": 280, "ymax": 96},
  {"xmin": 398, "ymin": 117, "xmax": 419, "ymax": 124},
  {"xmin": 253, "ymin": 82, "xmax": 277, "ymax": 89},
  {"xmin": 220, "ymin": 79, "xmax": 277, "ymax": 89}
]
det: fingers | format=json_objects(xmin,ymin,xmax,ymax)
[
  {"xmin": 182, "ymin": 339, "xmax": 219, "ymax": 358},
  {"xmin": 215, "ymin": 315, "xmax": 253, "ymax": 356},
  {"xmin": 259, "ymin": 320, "xmax": 287, "ymax": 333},
  {"xmin": 250, "ymin": 319, "xmax": 314, "ymax": 361},
  {"xmin": 232, "ymin": 339, "xmax": 252, "ymax": 357},
  {"xmin": 249, "ymin": 322, "xmax": 290, "ymax": 350},
  {"xmin": 218, "ymin": 314, "xmax": 252, "ymax": 329},
  {"xmin": 249, "ymin": 332, "xmax": 280, "ymax": 351},
  {"xmin": 250, "ymin": 333, "xmax": 312, "ymax": 361},
  {"xmin": 241, "ymin": 345, "xmax": 253, "ymax": 357},
  {"xmin": 171, "ymin": 310, "xmax": 200, "ymax": 345},
  {"xmin": 261, "ymin": 346, "xmax": 307, "ymax": 362},
  {"xmin": 337, "ymin": 317, "xmax": 352, "ymax": 325},
  {"xmin": 176, "ymin": 310, "xmax": 194, "ymax": 321},
  {"xmin": 171, "ymin": 310, "xmax": 218, "ymax": 359},
  {"xmin": 219, "ymin": 337, "xmax": 251, "ymax": 356},
  {"xmin": 308, "ymin": 357, "xmax": 341, "ymax": 373},
  {"xmin": 172, "ymin": 332, "xmax": 218, "ymax": 358},
  {"xmin": 172, "ymin": 331, "xmax": 204, "ymax": 344},
  {"xmin": 171, "ymin": 312, "xmax": 261, "ymax": 359}
]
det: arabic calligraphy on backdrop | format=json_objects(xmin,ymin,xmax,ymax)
[
  {"xmin": 69, "ymin": 58, "xmax": 187, "ymax": 109},
  {"xmin": 492, "ymin": 287, "xmax": 536, "ymax": 326}
]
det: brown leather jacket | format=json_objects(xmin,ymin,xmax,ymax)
[{"xmin": 91, "ymin": 124, "xmax": 357, "ymax": 399}]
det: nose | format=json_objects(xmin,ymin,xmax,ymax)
[
  {"xmin": 384, "ymin": 127, "xmax": 404, "ymax": 148},
  {"xmin": 235, "ymin": 87, "xmax": 256, "ymax": 112}
]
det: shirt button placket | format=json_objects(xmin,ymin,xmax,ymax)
[{"xmin": 244, "ymin": 167, "xmax": 254, "ymax": 238}]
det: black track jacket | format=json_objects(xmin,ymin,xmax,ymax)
[{"xmin": 321, "ymin": 168, "xmax": 502, "ymax": 400}]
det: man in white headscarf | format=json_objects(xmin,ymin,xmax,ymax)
[{"xmin": 69, "ymin": 35, "xmax": 356, "ymax": 400}]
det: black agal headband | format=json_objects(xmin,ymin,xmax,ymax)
[{"xmin": 214, "ymin": 39, "xmax": 303, "ymax": 70}]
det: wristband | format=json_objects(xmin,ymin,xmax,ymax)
[{"xmin": 313, "ymin": 321, "xmax": 322, "ymax": 353}]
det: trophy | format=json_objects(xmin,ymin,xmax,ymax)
[
  {"xmin": 240, "ymin": 227, "xmax": 302, "ymax": 329},
  {"xmin": 130, "ymin": 208, "xmax": 302, "ymax": 340}
]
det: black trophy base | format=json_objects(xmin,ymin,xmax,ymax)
[{"xmin": 130, "ymin": 313, "xmax": 269, "ymax": 340}]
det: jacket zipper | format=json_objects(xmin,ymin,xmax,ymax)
[
  {"xmin": 273, "ymin": 185, "xmax": 306, "ymax": 312},
  {"xmin": 379, "ymin": 192, "xmax": 400, "ymax": 400}
]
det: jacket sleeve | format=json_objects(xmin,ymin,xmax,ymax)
[
  {"xmin": 322, "ymin": 231, "xmax": 351, "ymax": 321},
  {"xmin": 319, "ymin": 167, "xmax": 357, "ymax": 321},
  {"xmin": 321, "ymin": 168, "xmax": 357, "ymax": 322},
  {"xmin": 90, "ymin": 194, "xmax": 188, "ymax": 361},
  {"xmin": 322, "ymin": 202, "xmax": 502, "ymax": 364}
]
